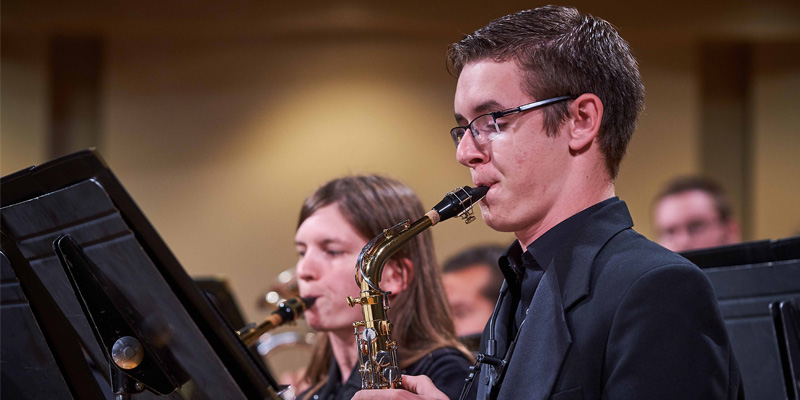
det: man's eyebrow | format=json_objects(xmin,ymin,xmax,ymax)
[{"xmin": 454, "ymin": 100, "xmax": 505, "ymax": 123}]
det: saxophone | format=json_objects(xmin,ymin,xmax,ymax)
[
  {"xmin": 238, "ymin": 296, "xmax": 315, "ymax": 346},
  {"xmin": 346, "ymin": 186, "xmax": 489, "ymax": 389}
]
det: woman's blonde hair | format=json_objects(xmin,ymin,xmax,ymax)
[{"xmin": 297, "ymin": 175, "xmax": 469, "ymax": 389}]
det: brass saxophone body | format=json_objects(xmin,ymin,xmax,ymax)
[{"xmin": 346, "ymin": 186, "xmax": 489, "ymax": 389}]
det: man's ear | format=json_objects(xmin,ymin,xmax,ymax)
[
  {"xmin": 382, "ymin": 258, "xmax": 414, "ymax": 294},
  {"xmin": 567, "ymin": 93, "xmax": 603, "ymax": 152}
]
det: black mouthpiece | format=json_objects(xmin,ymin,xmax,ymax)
[
  {"xmin": 274, "ymin": 296, "xmax": 316, "ymax": 322},
  {"xmin": 432, "ymin": 186, "xmax": 489, "ymax": 222}
]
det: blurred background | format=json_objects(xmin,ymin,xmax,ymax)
[{"xmin": 2, "ymin": 0, "xmax": 799, "ymax": 346}]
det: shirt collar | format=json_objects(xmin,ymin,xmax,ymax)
[{"xmin": 499, "ymin": 197, "xmax": 618, "ymax": 286}]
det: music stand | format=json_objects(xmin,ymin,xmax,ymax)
[
  {"xmin": 692, "ymin": 238, "xmax": 800, "ymax": 399},
  {"xmin": 772, "ymin": 297, "xmax": 800, "ymax": 399},
  {"xmin": 0, "ymin": 150, "xmax": 285, "ymax": 399},
  {"xmin": 194, "ymin": 276, "xmax": 248, "ymax": 331}
]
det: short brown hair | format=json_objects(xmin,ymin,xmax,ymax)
[{"xmin": 447, "ymin": 5, "xmax": 645, "ymax": 179}]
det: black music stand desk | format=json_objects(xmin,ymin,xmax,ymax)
[{"xmin": 1, "ymin": 150, "xmax": 283, "ymax": 399}]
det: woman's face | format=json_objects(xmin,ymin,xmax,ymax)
[{"xmin": 295, "ymin": 204, "xmax": 367, "ymax": 334}]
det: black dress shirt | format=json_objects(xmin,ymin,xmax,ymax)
[{"xmin": 499, "ymin": 198, "xmax": 617, "ymax": 348}]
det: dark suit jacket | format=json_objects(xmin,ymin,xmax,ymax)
[{"xmin": 476, "ymin": 199, "xmax": 743, "ymax": 400}]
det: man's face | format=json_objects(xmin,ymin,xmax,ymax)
[
  {"xmin": 454, "ymin": 60, "xmax": 571, "ymax": 238},
  {"xmin": 442, "ymin": 265, "xmax": 496, "ymax": 337},
  {"xmin": 653, "ymin": 190, "xmax": 738, "ymax": 252}
]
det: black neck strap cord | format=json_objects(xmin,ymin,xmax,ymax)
[{"xmin": 458, "ymin": 288, "xmax": 508, "ymax": 400}]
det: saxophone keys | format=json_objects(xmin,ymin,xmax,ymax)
[
  {"xmin": 363, "ymin": 296, "xmax": 379, "ymax": 305},
  {"xmin": 361, "ymin": 327, "xmax": 377, "ymax": 342},
  {"xmin": 382, "ymin": 366, "xmax": 400, "ymax": 387},
  {"xmin": 347, "ymin": 295, "xmax": 379, "ymax": 307},
  {"xmin": 358, "ymin": 339, "xmax": 370, "ymax": 355},
  {"xmin": 378, "ymin": 320, "xmax": 392, "ymax": 335},
  {"xmin": 375, "ymin": 351, "xmax": 392, "ymax": 368}
]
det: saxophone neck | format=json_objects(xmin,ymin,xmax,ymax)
[{"xmin": 356, "ymin": 215, "xmax": 433, "ymax": 292}]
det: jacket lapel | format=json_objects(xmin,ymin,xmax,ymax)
[
  {"xmin": 479, "ymin": 199, "xmax": 636, "ymax": 400},
  {"xmin": 555, "ymin": 200, "xmax": 634, "ymax": 312}
]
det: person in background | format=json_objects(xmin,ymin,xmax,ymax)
[
  {"xmin": 441, "ymin": 245, "xmax": 505, "ymax": 348},
  {"xmin": 652, "ymin": 175, "xmax": 741, "ymax": 252},
  {"xmin": 294, "ymin": 175, "xmax": 473, "ymax": 400}
]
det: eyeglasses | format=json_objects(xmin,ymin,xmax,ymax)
[{"xmin": 449, "ymin": 95, "xmax": 574, "ymax": 148}]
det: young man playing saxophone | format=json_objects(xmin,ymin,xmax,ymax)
[{"xmin": 355, "ymin": 5, "xmax": 743, "ymax": 400}]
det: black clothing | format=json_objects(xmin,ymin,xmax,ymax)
[
  {"xmin": 301, "ymin": 346, "xmax": 472, "ymax": 400},
  {"xmin": 501, "ymin": 198, "xmax": 614, "ymax": 342},
  {"xmin": 477, "ymin": 198, "xmax": 743, "ymax": 400}
]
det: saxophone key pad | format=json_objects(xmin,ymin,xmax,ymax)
[
  {"xmin": 382, "ymin": 367, "xmax": 400, "ymax": 385},
  {"xmin": 362, "ymin": 327, "xmax": 377, "ymax": 342},
  {"xmin": 375, "ymin": 351, "xmax": 391, "ymax": 367}
]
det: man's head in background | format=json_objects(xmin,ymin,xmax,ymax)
[
  {"xmin": 652, "ymin": 176, "xmax": 741, "ymax": 252},
  {"xmin": 441, "ymin": 244, "xmax": 506, "ymax": 337}
]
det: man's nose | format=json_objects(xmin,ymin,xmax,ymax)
[{"xmin": 456, "ymin": 130, "xmax": 488, "ymax": 168}]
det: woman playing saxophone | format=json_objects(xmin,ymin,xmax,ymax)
[{"xmin": 293, "ymin": 175, "xmax": 473, "ymax": 400}]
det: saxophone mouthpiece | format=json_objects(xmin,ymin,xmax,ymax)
[{"xmin": 430, "ymin": 186, "xmax": 489, "ymax": 224}]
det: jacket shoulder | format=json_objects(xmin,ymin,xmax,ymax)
[{"xmin": 599, "ymin": 228, "xmax": 700, "ymax": 276}]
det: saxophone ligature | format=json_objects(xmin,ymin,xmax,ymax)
[{"xmin": 346, "ymin": 185, "xmax": 489, "ymax": 389}]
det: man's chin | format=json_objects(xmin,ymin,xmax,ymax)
[
  {"xmin": 483, "ymin": 213, "xmax": 519, "ymax": 234},
  {"xmin": 478, "ymin": 204, "xmax": 493, "ymax": 224},
  {"xmin": 482, "ymin": 214, "xmax": 507, "ymax": 232}
]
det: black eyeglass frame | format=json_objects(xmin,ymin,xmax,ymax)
[{"xmin": 449, "ymin": 95, "xmax": 576, "ymax": 148}]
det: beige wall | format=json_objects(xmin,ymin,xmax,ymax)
[
  {"xmin": 2, "ymin": 1, "xmax": 800, "ymax": 328},
  {"xmin": 752, "ymin": 42, "xmax": 800, "ymax": 239},
  {"xmin": 1, "ymin": 32, "xmax": 49, "ymax": 173},
  {"xmin": 618, "ymin": 37, "xmax": 700, "ymax": 236},
  {"xmin": 102, "ymin": 35, "xmax": 514, "ymax": 319}
]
